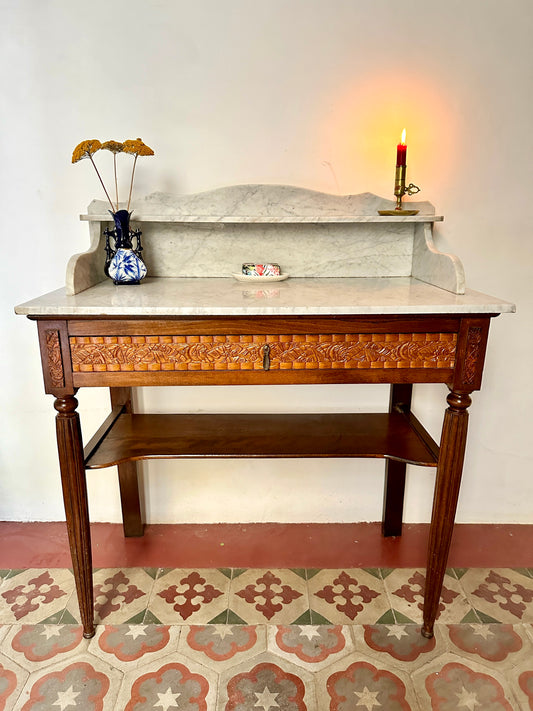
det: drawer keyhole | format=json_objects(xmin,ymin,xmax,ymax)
[{"xmin": 262, "ymin": 343, "xmax": 271, "ymax": 371}]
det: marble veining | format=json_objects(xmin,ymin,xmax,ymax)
[
  {"xmin": 67, "ymin": 184, "xmax": 460, "ymax": 296},
  {"xmin": 86, "ymin": 184, "xmax": 438, "ymax": 219},
  {"xmin": 82, "ymin": 214, "xmax": 443, "ymax": 223},
  {"xmin": 412, "ymin": 223, "xmax": 466, "ymax": 294},
  {"xmin": 139, "ymin": 221, "xmax": 415, "ymax": 279},
  {"xmin": 15, "ymin": 277, "xmax": 516, "ymax": 317}
]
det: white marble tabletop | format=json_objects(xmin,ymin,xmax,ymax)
[{"xmin": 15, "ymin": 277, "xmax": 515, "ymax": 317}]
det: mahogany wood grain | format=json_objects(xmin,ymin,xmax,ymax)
[
  {"xmin": 401, "ymin": 411, "xmax": 441, "ymax": 462},
  {"xmin": 72, "ymin": 368, "xmax": 454, "ymax": 388},
  {"xmin": 28, "ymin": 310, "xmax": 495, "ymax": 639},
  {"xmin": 110, "ymin": 388, "xmax": 143, "ymax": 537},
  {"xmin": 83, "ymin": 405, "xmax": 124, "ymax": 462},
  {"xmin": 84, "ymin": 412, "xmax": 439, "ymax": 469},
  {"xmin": 453, "ymin": 317, "xmax": 492, "ymax": 391},
  {"xmin": 54, "ymin": 394, "xmax": 94, "ymax": 638},
  {"xmin": 66, "ymin": 315, "xmax": 464, "ymax": 337},
  {"xmin": 422, "ymin": 389, "xmax": 472, "ymax": 638},
  {"xmin": 382, "ymin": 384, "xmax": 413, "ymax": 537},
  {"xmin": 37, "ymin": 320, "xmax": 74, "ymax": 396}
]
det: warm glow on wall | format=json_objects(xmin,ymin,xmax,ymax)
[{"xmin": 322, "ymin": 74, "xmax": 458, "ymax": 195}]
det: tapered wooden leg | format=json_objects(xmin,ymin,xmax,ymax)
[
  {"xmin": 110, "ymin": 388, "xmax": 144, "ymax": 537},
  {"xmin": 55, "ymin": 394, "xmax": 94, "ymax": 638},
  {"xmin": 422, "ymin": 389, "xmax": 472, "ymax": 638},
  {"xmin": 382, "ymin": 384, "xmax": 412, "ymax": 537},
  {"xmin": 382, "ymin": 459, "xmax": 407, "ymax": 537}
]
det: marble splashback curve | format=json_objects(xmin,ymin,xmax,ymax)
[
  {"xmin": 88, "ymin": 184, "xmax": 438, "ymax": 219},
  {"xmin": 67, "ymin": 184, "xmax": 462, "ymax": 295}
]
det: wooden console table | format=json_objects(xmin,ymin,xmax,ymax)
[{"xmin": 16, "ymin": 186, "xmax": 514, "ymax": 639}]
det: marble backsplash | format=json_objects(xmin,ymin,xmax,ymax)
[
  {"xmin": 68, "ymin": 185, "xmax": 462, "ymax": 294},
  {"xmin": 138, "ymin": 221, "xmax": 415, "ymax": 278}
]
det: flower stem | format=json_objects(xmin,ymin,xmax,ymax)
[
  {"xmin": 89, "ymin": 154, "xmax": 115, "ymax": 211},
  {"xmin": 127, "ymin": 154, "xmax": 138, "ymax": 211},
  {"xmin": 113, "ymin": 153, "xmax": 119, "ymax": 210}
]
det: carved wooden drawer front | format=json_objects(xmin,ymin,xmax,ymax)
[{"xmin": 69, "ymin": 332, "xmax": 457, "ymax": 372}]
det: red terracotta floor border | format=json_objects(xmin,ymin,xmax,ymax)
[{"xmin": 0, "ymin": 521, "xmax": 532, "ymax": 569}]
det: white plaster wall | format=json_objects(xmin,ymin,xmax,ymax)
[{"xmin": 1, "ymin": 0, "xmax": 531, "ymax": 524}]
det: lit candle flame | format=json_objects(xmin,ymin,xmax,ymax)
[{"xmin": 401, "ymin": 128, "xmax": 406, "ymax": 145}]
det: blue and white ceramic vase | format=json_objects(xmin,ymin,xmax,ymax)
[{"xmin": 105, "ymin": 209, "xmax": 147, "ymax": 285}]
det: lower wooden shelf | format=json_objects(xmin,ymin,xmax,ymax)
[{"xmin": 84, "ymin": 412, "xmax": 439, "ymax": 470}]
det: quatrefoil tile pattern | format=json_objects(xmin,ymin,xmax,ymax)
[{"xmin": 1, "ymin": 567, "xmax": 533, "ymax": 709}]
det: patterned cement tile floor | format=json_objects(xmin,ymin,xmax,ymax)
[{"xmin": 1, "ymin": 567, "xmax": 533, "ymax": 709}]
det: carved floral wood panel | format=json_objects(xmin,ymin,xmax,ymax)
[
  {"xmin": 69, "ymin": 333, "xmax": 457, "ymax": 373},
  {"xmin": 45, "ymin": 329, "xmax": 65, "ymax": 387},
  {"xmin": 464, "ymin": 326, "xmax": 483, "ymax": 386}
]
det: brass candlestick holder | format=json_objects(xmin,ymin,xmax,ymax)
[{"xmin": 378, "ymin": 165, "xmax": 420, "ymax": 216}]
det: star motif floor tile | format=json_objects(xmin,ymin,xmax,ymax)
[
  {"xmin": 411, "ymin": 652, "xmax": 520, "ymax": 710},
  {"xmin": 116, "ymin": 651, "xmax": 219, "ymax": 711},
  {"xmin": 14, "ymin": 652, "xmax": 122, "ymax": 711},
  {"xmin": 89, "ymin": 624, "xmax": 180, "ymax": 672},
  {"xmin": 357, "ymin": 623, "xmax": 443, "ymax": 668},
  {"xmin": 3, "ymin": 624, "xmax": 87, "ymax": 672},
  {"xmin": 219, "ymin": 651, "xmax": 316, "ymax": 711},
  {"xmin": 180, "ymin": 624, "xmax": 266, "ymax": 671},
  {"xmin": 268, "ymin": 624, "xmax": 354, "ymax": 669},
  {"xmin": 0, "ymin": 568, "xmax": 532, "ymax": 710},
  {"xmin": 316, "ymin": 652, "xmax": 420, "ymax": 711},
  {"xmin": 0, "ymin": 649, "xmax": 29, "ymax": 711}
]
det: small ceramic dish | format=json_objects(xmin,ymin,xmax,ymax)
[{"xmin": 232, "ymin": 273, "xmax": 289, "ymax": 283}]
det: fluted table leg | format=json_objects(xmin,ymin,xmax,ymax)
[
  {"xmin": 422, "ymin": 389, "xmax": 472, "ymax": 638},
  {"xmin": 55, "ymin": 394, "xmax": 94, "ymax": 638}
]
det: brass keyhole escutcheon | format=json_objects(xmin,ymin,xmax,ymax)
[{"xmin": 262, "ymin": 343, "xmax": 271, "ymax": 370}]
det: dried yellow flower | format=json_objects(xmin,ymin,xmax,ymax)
[
  {"xmin": 101, "ymin": 140, "xmax": 124, "ymax": 154},
  {"xmin": 72, "ymin": 135, "xmax": 154, "ymax": 212},
  {"xmin": 123, "ymin": 138, "xmax": 155, "ymax": 157},
  {"xmin": 71, "ymin": 139, "xmax": 102, "ymax": 163}
]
